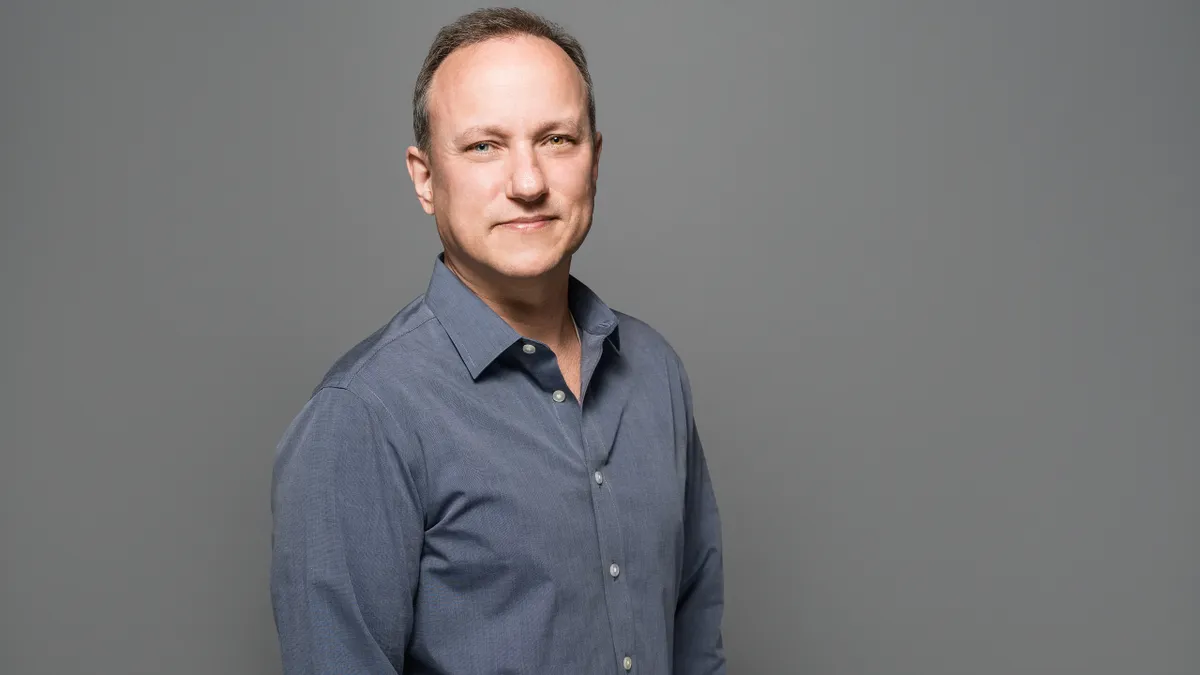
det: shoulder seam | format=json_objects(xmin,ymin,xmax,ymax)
[
  {"xmin": 315, "ymin": 381, "xmax": 430, "ymax": 520},
  {"xmin": 330, "ymin": 312, "xmax": 440, "ymax": 389}
]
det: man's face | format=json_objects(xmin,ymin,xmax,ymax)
[{"xmin": 408, "ymin": 35, "xmax": 601, "ymax": 282}]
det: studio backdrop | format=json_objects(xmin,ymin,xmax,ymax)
[{"xmin": 2, "ymin": 1, "xmax": 1197, "ymax": 673}]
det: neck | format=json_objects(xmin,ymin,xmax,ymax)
[{"xmin": 443, "ymin": 252, "xmax": 577, "ymax": 349}]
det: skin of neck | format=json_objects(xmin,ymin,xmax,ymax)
[{"xmin": 442, "ymin": 250, "xmax": 578, "ymax": 350}]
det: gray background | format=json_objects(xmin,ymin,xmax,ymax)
[{"xmin": 2, "ymin": 1, "xmax": 1196, "ymax": 673}]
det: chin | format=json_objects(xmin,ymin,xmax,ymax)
[{"xmin": 486, "ymin": 247, "xmax": 569, "ymax": 280}]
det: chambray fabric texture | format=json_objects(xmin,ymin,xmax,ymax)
[{"xmin": 270, "ymin": 254, "xmax": 726, "ymax": 675}]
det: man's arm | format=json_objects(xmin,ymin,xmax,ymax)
[
  {"xmin": 673, "ymin": 364, "xmax": 727, "ymax": 675},
  {"xmin": 270, "ymin": 385, "xmax": 424, "ymax": 674}
]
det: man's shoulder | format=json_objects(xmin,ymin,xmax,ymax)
[
  {"xmin": 311, "ymin": 294, "xmax": 446, "ymax": 396},
  {"xmin": 610, "ymin": 310, "xmax": 699, "ymax": 416},
  {"xmin": 610, "ymin": 310, "xmax": 689, "ymax": 373}
]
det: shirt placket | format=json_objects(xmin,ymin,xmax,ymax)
[
  {"xmin": 581, "ymin": 407, "xmax": 636, "ymax": 673},
  {"xmin": 525, "ymin": 335, "xmax": 636, "ymax": 674},
  {"xmin": 547, "ymin": 393, "xmax": 634, "ymax": 675},
  {"xmin": 523, "ymin": 329, "xmax": 638, "ymax": 667}
]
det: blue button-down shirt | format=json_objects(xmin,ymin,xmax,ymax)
[{"xmin": 270, "ymin": 255, "xmax": 725, "ymax": 674}]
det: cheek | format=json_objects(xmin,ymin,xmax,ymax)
[
  {"xmin": 438, "ymin": 170, "xmax": 503, "ymax": 215},
  {"xmin": 549, "ymin": 163, "xmax": 597, "ymax": 203}
]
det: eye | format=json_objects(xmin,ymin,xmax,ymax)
[
  {"xmin": 470, "ymin": 141, "xmax": 493, "ymax": 153},
  {"xmin": 547, "ymin": 135, "xmax": 571, "ymax": 146}
]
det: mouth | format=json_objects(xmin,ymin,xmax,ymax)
[{"xmin": 497, "ymin": 216, "xmax": 556, "ymax": 231}]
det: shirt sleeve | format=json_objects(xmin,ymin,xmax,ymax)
[
  {"xmin": 270, "ymin": 385, "xmax": 425, "ymax": 674},
  {"xmin": 673, "ymin": 364, "xmax": 728, "ymax": 675}
]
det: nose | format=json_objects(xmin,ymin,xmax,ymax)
[{"xmin": 506, "ymin": 146, "xmax": 548, "ymax": 203}]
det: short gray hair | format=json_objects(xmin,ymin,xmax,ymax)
[{"xmin": 412, "ymin": 7, "xmax": 596, "ymax": 156}]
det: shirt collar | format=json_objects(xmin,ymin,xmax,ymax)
[{"xmin": 424, "ymin": 253, "xmax": 621, "ymax": 380}]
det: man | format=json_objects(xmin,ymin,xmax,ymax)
[{"xmin": 270, "ymin": 8, "xmax": 725, "ymax": 674}]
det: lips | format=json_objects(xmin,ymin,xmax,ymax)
[{"xmin": 497, "ymin": 216, "xmax": 555, "ymax": 230}]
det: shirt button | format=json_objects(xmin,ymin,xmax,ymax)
[
  {"xmin": 623, "ymin": 655, "xmax": 633, "ymax": 671},
  {"xmin": 552, "ymin": 390, "xmax": 566, "ymax": 403},
  {"xmin": 522, "ymin": 343, "xmax": 536, "ymax": 354},
  {"xmin": 594, "ymin": 470, "xmax": 604, "ymax": 485},
  {"xmin": 609, "ymin": 562, "xmax": 620, "ymax": 578}
]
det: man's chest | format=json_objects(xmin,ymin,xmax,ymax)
[{"xmin": 397, "ymin": 364, "xmax": 690, "ymax": 590}]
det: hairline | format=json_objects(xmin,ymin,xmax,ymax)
[{"xmin": 415, "ymin": 25, "xmax": 596, "ymax": 159}]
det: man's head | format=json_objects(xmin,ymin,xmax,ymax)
[{"xmin": 406, "ymin": 8, "xmax": 602, "ymax": 284}]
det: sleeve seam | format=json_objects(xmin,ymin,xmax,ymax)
[{"xmin": 321, "ymin": 384, "xmax": 429, "ymax": 522}]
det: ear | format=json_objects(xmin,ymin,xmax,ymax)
[
  {"xmin": 590, "ymin": 131, "xmax": 603, "ymax": 188},
  {"xmin": 406, "ymin": 145, "xmax": 436, "ymax": 215}
]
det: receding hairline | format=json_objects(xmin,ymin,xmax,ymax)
[{"xmin": 418, "ymin": 32, "xmax": 595, "ymax": 156}]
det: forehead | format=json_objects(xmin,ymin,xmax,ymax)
[{"xmin": 427, "ymin": 35, "xmax": 588, "ymax": 135}]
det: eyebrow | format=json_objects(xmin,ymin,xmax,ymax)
[{"xmin": 452, "ymin": 119, "xmax": 584, "ymax": 145}]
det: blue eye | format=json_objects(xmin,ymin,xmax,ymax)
[{"xmin": 471, "ymin": 142, "xmax": 493, "ymax": 153}]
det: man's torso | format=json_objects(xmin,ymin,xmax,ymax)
[{"xmin": 303, "ymin": 259, "xmax": 695, "ymax": 673}]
